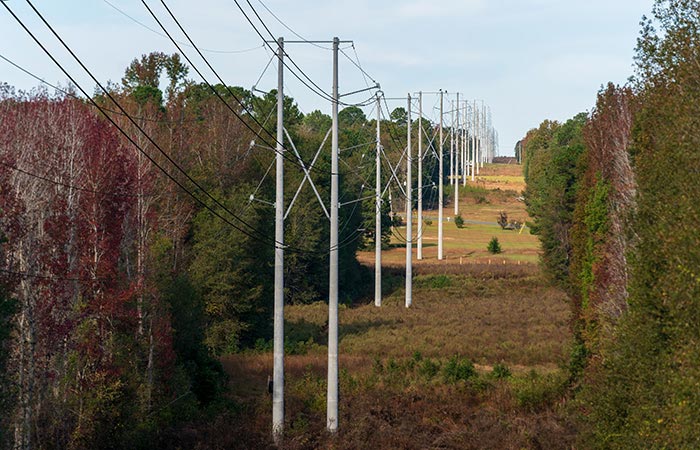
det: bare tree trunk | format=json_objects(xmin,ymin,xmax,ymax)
[{"xmin": 14, "ymin": 246, "xmax": 35, "ymax": 450}]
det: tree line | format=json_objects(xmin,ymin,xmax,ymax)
[
  {"xmin": 521, "ymin": 0, "xmax": 700, "ymax": 446},
  {"xmin": 0, "ymin": 51, "xmax": 441, "ymax": 448}
]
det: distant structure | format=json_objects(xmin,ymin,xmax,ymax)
[
  {"xmin": 514, "ymin": 140, "xmax": 525, "ymax": 164},
  {"xmin": 492, "ymin": 156, "xmax": 518, "ymax": 164}
]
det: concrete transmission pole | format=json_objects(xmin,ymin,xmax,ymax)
[
  {"xmin": 480, "ymin": 101, "xmax": 485, "ymax": 170},
  {"xmin": 405, "ymin": 94, "xmax": 412, "ymax": 308},
  {"xmin": 473, "ymin": 99, "xmax": 478, "ymax": 179},
  {"xmin": 438, "ymin": 90, "xmax": 444, "ymax": 260},
  {"xmin": 450, "ymin": 99, "xmax": 455, "ymax": 199},
  {"xmin": 272, "ymin": 36, "xmax": 285, "ymax": 444},
  {"xmin": 454, "ymin": 93, "xmax": 459, "ymax": 215},
  {"xmin": 375, "ymin": 93, "xmax": 382, "ymax": 307},
  {"xmin": 462, "ymin": 101, "xmax": 467, "ymax": 187},
  {"xmin": 327, "ymin": 36, "xmax": 340, "ymax": 433},
  {"xmin": 417, "ymin": 92, "xmax": 423, "ymax": 260}
]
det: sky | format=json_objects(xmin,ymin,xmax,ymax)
[{"xmin": 0, "ymin": 0, "xmax": 654, "ymax": 155}]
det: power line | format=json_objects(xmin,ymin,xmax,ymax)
[
  {"xmin": 5, "ymin": 0, "xmax": 279, "ymax": 248},
  {"xmin": 36, "ymin": 0, "xmax": 274, "ymax": 242},
  {"xmin": 102, "ymin": 0, "xmax": 264, "ymax": 55},
  {"xmin": 0, "ymin": 160, "xmax": 150, "ymax": 198},
  {"xmin": 0, "ymin": 268, "xmax": 113, "ymax": 283},
  {"xmin": 0, "ymin": 52, "xmax": 201, "ymax": 125},
  {"xmin": 230, "ymin": 0, "xmax": 332, "ymax": 103},
  {"xmin": 144, "ymin": 0, "xmax": 331, "ymax": 178},
  {"xmin": 255, "ymin": 0, "xmax": 332, "ymax": 50},
  {"xmin": 4, "ymin": 2, "xmax": 364, "ymax": 257},
  {"xmin": 341, "ymin": 44, "xmax": 377, "ymax": 87},
  {"xmin": 150, "ymin": 0, "xmax": 378, "ymax": 193},
  {"xmin": 242, "ymin": 0, "xmax": 336, "ymax": 102},
  {"xmin": 251, "ymin": 51, "xmax": 277, "ymax": 91},
  {"xmin": 233, "ymin": 0, "xmax": 378, "ymax": 108}
]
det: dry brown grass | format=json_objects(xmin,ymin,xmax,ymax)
[
  {"xmin": 283, "ymin": 271, "xmax": 570, "ymax": 369},
  {"xmin": 179, "ymin": 359, "xmax": 576, "ymax": 449},
  {"xmin": 197, "ymin": 164, "xmax": 577, "ymax": 449},
  {"xmin": 207, "ymin": 269, "xmax": 574, "ymax": 449}
]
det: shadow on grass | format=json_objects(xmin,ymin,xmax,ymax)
[
  {"xmin": 286, "ymin": 316, "xmax": 395, "ymax": 347},
  {"xmin": 339, "ymin": 318, "xmax": 394, "ymax": 341},
  {"xmin": 286, "ymin": 318, "xmax": 327, "ymax": 346}
]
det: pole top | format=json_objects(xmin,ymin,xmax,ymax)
[{"xmin": 265, "ymin": 39, "xmax": 352, "ymax": 44}]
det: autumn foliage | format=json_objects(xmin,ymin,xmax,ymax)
[
  {"xmin": 0, "ymin": 43, "xmax": 398, "ymax": 446},
  {"xmin": 522, "ymin": 0, "xmax": 700, "ymax": 446}
]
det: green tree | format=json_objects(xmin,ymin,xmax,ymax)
[
  {"xmin": 301, "ymin": 109, "xmax": 331, "ymax": 134},
  {"xmin": 121, "ymin": 52, "xmax": 190, "ymax": 107},
  {"xmin": 390, "ymin": 106, "xmax": 407, "ymax": 125},
  {"xmin": 582, "ymin": 1, "xmax": 700, "ymax": 446},
  {"xmin": 338, "ymin": 105, "xmax": 367, "ymax": 127},
  {"xmin": 524, "ymin": 114, "xmax": 588, "ymax": 291},
  {"xmin": 487, "ymin": 237, "xmax": 502, "ymax": 254},
  {"xmin": 190, "ymin": 187, "xmax": 273, "ymax": 354}
]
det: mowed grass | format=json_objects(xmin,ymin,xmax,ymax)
[
  {"xmin": 360, "ymin": 163, "xmax": 540, "ymax": 265},
  {"xmin": 381, "ymin": 222, "xmax": 540, "ymax": 264},
  {"xmin": 475, "ymin": 163, "xmax": 527, "ymax": 192}
]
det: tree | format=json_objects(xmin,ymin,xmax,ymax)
[
  {"xmin": 0, "ymin": 251, "xmax": 16, "ymax": 445},
  {"xmin": 390, "ymin": 107, "xmax": 407, "ymax": 125},
  {"xmin": 190, "ymin": 188, "xmax": 273, "ymax": 354},
  {"xmin": 567, "ymin": 84, "xmax": 637, "ymax": 362},
  {"xmin": 487, "ymin": 237, "xmax": 502, "ymax": 254},
  {"xmin": 582, "ymin": 2, "xmax": 700, "ymax": 446},
  {"xmin": 0, "ymin": 93, "xmax": 161, "ymax": 448},
  {"xmin": 301, "ymin": 109, "xmax": 331, "ymax": 134},
  {"xmin": 523, "ymin": 114, "xmax": 587, "ymax": 291},
  {"xmin": 338, "ymin": 105, "xmax": 366, "ymax": 127}
]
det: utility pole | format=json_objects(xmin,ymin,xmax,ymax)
[
  {"xmin": 450, "ymin": 100, "xmax": 455, "ymax": 196},
  {"xmin": 454, "ymin": 93, "xmax": 459, "ymax": 216},
  {"xmin": 478, "ymin": 101, "xmax": 484, "ymax": 171},
  {"xmin": 375, "ymin": 93, "xmax": 382, "ymax": 307},
  {"xmin": 438, "ymin": 90, "xmax": 444, "ymax": 260},
  {"xmin": 472, "ymin": 99, "xmax": 477, "ymax": 181},
  {"xmin": 405, "ymin": 94, "xmax": 412, "ymax": 308},
  {"xmin": 482, "ymin": 102, "xmax": 487, "ymax": 168},
  {"xmin": 272, "ymin": 36, "xmax": 284, "ymax": 444},
  {"xmin": 462, "ymin": 101, "xmax": 467, "ymax": 187},
  {"xmin": 327, "ymin": 36, "xmax": 340, "ymax": 434},
  {"xmin": 417, "ymin": 92, "xmax": 423, "ymax": 260}
]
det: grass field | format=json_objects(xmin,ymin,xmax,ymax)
[
  {"xmin": 362, "ymin": 163, "xmax": 540, "ymax": 265},
  {"xmin": 211, "ymin": 164, "xmax": 576, "ymax": 449}
]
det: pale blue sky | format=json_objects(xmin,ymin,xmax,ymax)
[{"xmin": 1, "ymin": 0, "xmax": 653, "ymax": 154}]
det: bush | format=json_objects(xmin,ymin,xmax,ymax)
[
  {"xmin": 443, "ymin": 356, "xmax": 475, "ymax": 383},
  {"xmin": 415, "ymin": 274, "xmax": 452, "ymax": 289},
  {"xmin": 424, "ymin": 219, "xmax": 433, "ymax": 226},
  {"xmin": 454, "ymin": 214, "xmax": 465, "ymax": 228},
  {"xmin": 487, "ymin": 237, "xmax": 502, "ymax": 254},
  {"xmin": 511, "ymin": 371, "xmax": 567, "ymax": 412},
  {"xmin": 491, "ymin": 363, "xmax": 512, "ymax": 379},
  {"xmin": 418, "ymin": 359, "xmax": 440, "ymax": 379}
]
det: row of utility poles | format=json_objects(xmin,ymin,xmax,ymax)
[{"xmin": 268, "ymin": 36, "xmax": 497, "ymax": 445}]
